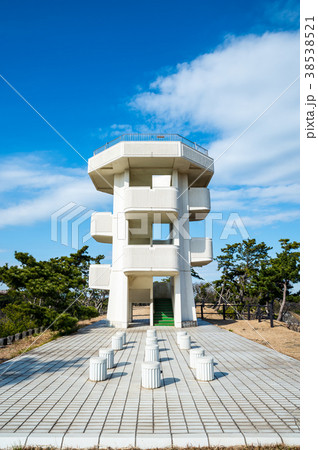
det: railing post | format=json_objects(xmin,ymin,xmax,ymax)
[
  {"xmin": 270, "ymin": 301, "xmax": 274, "ymax": 328},
  {"xmin": 257, "ymin": 304, "xmax": 261, "ymax": 322},
  {"xmin": 222, "ymin": 304, "xmax": 226, "ymax": 321},
  {"xmin": 200, "ymin": 302, "xmax": 204, "ymax": 320},
  {"xmin": 247, "ymin": 304, "xmax": 250, "ymax": 321}
]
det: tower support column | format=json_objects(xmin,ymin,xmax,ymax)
[
  {"xmin": 106, "ymin": 271, "xmax": 129, "ymax": 328},
  {"xmin": 173, "ymin": 271, "xmax": 197, "ymax": 328}
]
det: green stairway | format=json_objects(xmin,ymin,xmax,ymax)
[{"xmin": 153, "ymin": 298, "xmax": 174, "ymax": 326}]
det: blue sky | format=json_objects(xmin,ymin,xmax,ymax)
[{"xmin": 0, "ymin": 0, "xmax": 299, "ymax": 281}]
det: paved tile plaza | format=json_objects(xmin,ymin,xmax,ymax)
[{"xmin": 0, "ymin": 320, "xmax": 300, "ymax": 448}]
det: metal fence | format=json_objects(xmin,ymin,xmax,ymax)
[
  {"xmin": 94, "ymin": 133, "xmax": 209, "ymax": 155},
  {"xmin": 196, "ymin": 301, "xmax": 300, "ymax": 331}
]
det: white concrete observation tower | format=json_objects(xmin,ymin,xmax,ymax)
[{"xmin": 88, "ymin": 134, "xmax": 214, "ymax": 328}]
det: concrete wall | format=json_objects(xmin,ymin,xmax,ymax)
[
  {"xmin": 89, "ymin": 264, "xmax": 111, "ymax": 289},
  {"xmin": 190, "ymin": 238, "xmax": 213, "ymax": 266},
  {"xmin": 91, "ymin": 212, "xmax": 113, "ymax": 243},
  {"xmin": 124, "ymin": 187, "xmax": 178, "ymax": 213}
]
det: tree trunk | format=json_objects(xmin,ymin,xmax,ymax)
[
  {"xmin": 277, "ymin": 281, "xmax": 287, "ymax": 321},
  {"xmin": 214, "ymin": 283, "xmax": 225, "ymax": 309}
]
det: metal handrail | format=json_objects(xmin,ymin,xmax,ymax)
[{"xmin": 93, "ymin": 134, "xmax": 208, "ymax": 155}]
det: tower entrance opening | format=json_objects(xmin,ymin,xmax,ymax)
[
  {"xmin": 131, "ymin": 303, "xmax": 150, "ymax": 326},
  {"xmin": 153, "ymin": 277, "xmax": 174, "ymax": 326}
]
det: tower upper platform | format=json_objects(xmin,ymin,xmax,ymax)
[{"xmin": 88, "ymin": 134, "xmax": 214, "ymax": 194}]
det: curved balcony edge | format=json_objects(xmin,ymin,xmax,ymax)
[
  {"xmin": 91, "ymin": 212, "xmax": 113, "ymax": 244},
  {"xmin": 124, "ymin": 187, "xmax": 178, "ymax": 215},
  {"xmin": 122, "ymin": 244, "xmax": 181, "ymax": 275},
  {"xmin": 190, "ymin": 238, "xmax": 213, "ymax": 267},
  {"xmin": 89, "ymin": 264, "xmax": 111, "ymax": 290}
]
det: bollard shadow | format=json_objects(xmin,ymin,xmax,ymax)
[
  {"xmin": 163, "ymin": 377, "xmax": 180, "ymax": 386},
  {"xmin": 77, "ymin": 320, "xmax": 109, "ymax": 334},
  {"xmin": 115, "ymin": 361, "xmax": 131, "ymax": 368},
  {"xmin": 159, "ymin": 348, "xmax": 168, "ymax": 352},
  {"xmin": 160, "ymin": 357, "xmax": 173, "ymax": 362},
  {"xmin": 191, "ymin": 345, "xmax": 201, "ymax": 349},
  {"xmin": 157, "ymin": 339, "xmax": 166, "ymax": 342},
  {"xmin": 126, "ymin": 340, "xmax": 137, "ymax": 344},
  {"xmin": 123, "ymin": 345, "xmax": 134, "ymax": 349},
  {"xmin": 197, "ymin": 318, "xmax": 237, "ymax": 326},
  {"xmin": 213, "ymin": 371, "xmax": 228, "ymax": 379},
  {"xmin": 109, "ymin": 371, "xmax": 128, "ymax": 379}
]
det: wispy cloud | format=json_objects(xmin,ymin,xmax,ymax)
[
  {"xmin": 0, "ymin": 154, "xmax": 110, "ymax": 229},
  {"xmin": 132, "ymin": 31, "xmax": 299, "ymax": 186},
  {"xmin": 264, "ymin": 0, "xmax": 299, "ymax": 28},
  {"xmin": 95, "ymin": 123, "xmax": 164, "ymax": 142},
  {"xmin": 241, "ymin": 210, "xmax": 299, "ymax": 227},
  {"xmin": 131, "ymin": 31, "xmax": 299, "ymax": 227},
  {"xmin": 211, "ymin": 184, "xmax": 299, "ymax": 211}
]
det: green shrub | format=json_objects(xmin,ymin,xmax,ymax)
[
  {"xmin": 225, "ymin": 306, "xmax": 236, "ymax": 319},
  {"xmin": 51, "ymin": 313, "xmax": 78, "ymax": 333},
  {"xmin": 77, "ymin": 305, "xmax": 99, "ymax": 320},
  {"xmin": 0, "ymin": 302, "xmax": 78, "ymax": 338},
  {"xmin": 0, "ymin": 303, "xmax": 39, "ymax": 337}
]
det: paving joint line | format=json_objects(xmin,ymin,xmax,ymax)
[{"xmin": 191, "ymin": 327, "xmax": 298, "ymax": 433}]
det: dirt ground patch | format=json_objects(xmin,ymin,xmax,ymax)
[
  {"xmin": 196, "ymin": 306, "xmax": 300, "ymax": 360},
  {"xmin": 0, "ymin": 315, "xmax": 106, "ymax": 364},
  {"xmin": 77, "ymin": 314, "xmax": 106, "ymax": 328},
  {"xmin": 132, "ymin": 304, "xmax": 150, "ymax": 321},
  {"xmin": 0, "ymin": 330, "xmax": 58, "ymax": 364}
]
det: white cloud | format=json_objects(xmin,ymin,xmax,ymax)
[
  {"xmin": 132, "ymin": 31, "xmax": 299, "ymax": 188},
  {"xmin": 0, "ymin": 155, "xmax": 85, "ymax": 193},
  {"xmin": 131, "ymin": 31, "xmax": 299, "ymax": 227},
  {"xmin": 95, "ymin": 123, "xmax": 162, "ymax": 142},
  {"xmin": 211, "ymin": 184, "xmax": 299, "ymax": 211},
  {"xmin": 241, "ymin": 210, "xmax": 299, "ymax": 227},
  {"xmin": 0, "ymin": 154, "xmax": 110, "ymax": 229},
  {"xmin": 265, "ymin": 0, "xmax": 299, "ymax": 27}
]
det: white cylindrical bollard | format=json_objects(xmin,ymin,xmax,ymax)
[
  {"xmin": 177, "ymin": 331, "xmax": 187, "ymax": 345},
  {"xmin": 196, "ymin": 355, "xmax": 214, "ymax": 381},
  {"xmin": 142, "ymin": 361, "xmax": 161, "ymax": 388},
  {"xmin": 99, "ymin": 348, "xmax": 114, "ymax": 369},
  {"xmin": 189, "ymin": 348, "xmax": 205, "ymax": 369},
  {"xmin": 147, "ymin": 329, "xmax": 157, "ymax": 338},
  {"xmin": 146, "ymin": 337, "xmax": 158, "ymax": 346},
  {"xmin": 112, "ymin": 335, "xmax": 123, "ymax": 350},
  {"xmin": 179, "ymin": 334, "xmax": 191, "ymax": 350},
  {"xmin": 89, "ymin": 356, "xmax": 107, "ymax": 381},
  {"xmin": 116, "ymin": 331, "xmax": 126, "ymax": 345},
  {"xmin": 144, "ymin": 344, "xmax": 159, "ymax": 362}
]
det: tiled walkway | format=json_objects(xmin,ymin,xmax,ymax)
[{"xmin": 0, "ymin": 320, "xmax": 300, "ymax": 448}]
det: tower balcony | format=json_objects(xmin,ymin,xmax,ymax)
[
  {"xmin": 124, "ymin": 187, "xmax": 178, "ymax": 217},
  {"xmin": 190, "ymin": 238, "xmax": 213, "ymax": 266},
  {"xmin": 189, "ymin": 188, "xmax": 210, "ymax": 220},
  {"xmin": 122, "ymin": 245, "xmax": 180, "ymax": 276},
  {"xmin": 89, "ymin": 264, "xmax": 111, "ymax": 289},
  {"xmin": 91, "ymin": 212, "xmax": 112, "ymax": 243},
  {"xmin": 88, "ymin": 135, "xmax": 214, "ymax": 194}
]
